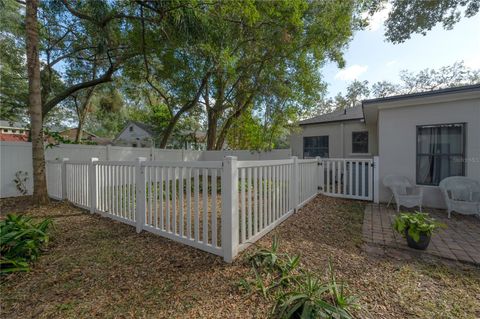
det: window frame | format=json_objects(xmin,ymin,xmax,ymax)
[
  {"xmin": 351, "ymin": 131, "xmax": 369, "ymax": 154},
  {"xmin": 415, "ymin": 122, "xmax": 466, "ymax": 186},
  {"xmin": 303, "ymin": 135, "xmax": 329, "ymax": 159}
]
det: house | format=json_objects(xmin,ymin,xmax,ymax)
[
  {"xmin": 291, "ymin": 84, "xmax": 480, "ymax": 208},
  {"xmin": 51, "ymin": 128, "xmax": 112, "ymax": 145},
  {"xmin": 0, "ymin": 120, "xmax": 29, "ymax": 142},
  {"xmin": 113, "ymin": 121, "xmax": 207, "ymax": 149},
  {"xmin": 113, "ymin": 121, "xmax": 156, "ymax": 148},
  {"xmin": 45, "ymin": 128, "xmax": 111, "ymax": 145}
]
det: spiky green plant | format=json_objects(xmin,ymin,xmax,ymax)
[{"xmin": 0, "ymin": 214, "xmax": 52, "ymax": 273}]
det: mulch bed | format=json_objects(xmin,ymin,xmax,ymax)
[{"xmin": 1, "ymin": 195, "xmax": 479, "ymax": 318}]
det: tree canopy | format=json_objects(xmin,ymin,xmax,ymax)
[{"xmin": 316, "ymin": 61, "xmax": 480, "ymax": 114}]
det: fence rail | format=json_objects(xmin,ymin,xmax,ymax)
[{"xmin": 45, "ymin": 156, "xmax": 378, "ymax": 262}]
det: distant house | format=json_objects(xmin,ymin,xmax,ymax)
[
  {"xmin": 291, "ymin": 105, "xmax": 374, "ymax": 159},
  {"xmin": 113, "ymin": 121, "xmax": 156, "ymax": 148},
  {"xmin": 46, "ymin": 128, "xmax": 112, "ymax": 145},
  {"xmin": 113, "ymin": 121, "xmax": 207, "ymax": 149},
  {"xmin": 0, "ymin": 120, "xmax": 29, "ymax": 142},
  {"xmin": 291, "ymin": 84, "xmax": 480, "ymax": 208}
]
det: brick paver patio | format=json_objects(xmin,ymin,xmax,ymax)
[{"xmin": 363, "ymin": 204, "xmax": 480, "ymax": 265}]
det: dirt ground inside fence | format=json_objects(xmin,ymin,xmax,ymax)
[{"xmin": 1, "ymin": 195, "xmax": 479, "ymax": 318}]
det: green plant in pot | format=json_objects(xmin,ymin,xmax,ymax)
[{"xmin": 393, "ymin": 212, "xmax": 445, "ymax": 250}]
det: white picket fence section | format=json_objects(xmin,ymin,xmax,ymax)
[
  {"xmin": 96, "ymin": 160, "xmax": 137, "ymax": 226},
  {"xmin": 45, "ymin": 156, "xmax": 378, "ymax": 262},
  {"xmin": 235, "ymin": 159, "xmax": 295, "ymax": 253},
  {"xmin": 320, "ymin": 158, "xmax": 373, "ymax": 201},
  {"xmin": 46, "ymin": 160, "xmax": 62, "ymax": 200},
  {"xmin": 65, "ymin": 161, "xmax": 91, "ymax": 210},
  {"xmin": 141, "ymin": 160, "xmax": 224, "ymax": 256},
  {"xmin": 298, "ymin": 159, "xmax": 319, "ymax": 207}
]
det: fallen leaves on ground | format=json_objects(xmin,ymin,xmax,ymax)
[{"xmin": 0, "ymin": 195, "xmax": 479, "ymax": 318}]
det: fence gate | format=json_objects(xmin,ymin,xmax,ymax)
[{"xmin": 319, "ymin": 158, "xmax": 374, "ymax": 201}]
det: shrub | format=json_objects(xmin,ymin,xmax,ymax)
[{"xmin": 0, "ymin": 214, "xmax": 52, "ymax": 274}]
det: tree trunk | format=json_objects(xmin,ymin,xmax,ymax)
[
  {"xmin": 215, "ymin": 93, "xmax": 256, "ymax": 150},
  {"xmin": 75, "ymin": 119, "xmax": 85, "ymax": 143},
  {"xmin": 158, "ymin": 112, "xmax": 181, "ymax": 148},
  {"xmin": 206, "ymin": 108, "xmax": 217, "ymax": 150},
  {"xmin": 74, "ymin": 88, "xmax": 95, "ymax": 143},
  {"xmin": 26, "ymin": 0, "xmax": 49, "ymax": 205},
  {"xmin": 158, "ymin": 72, "xmax": 211, "ymax": 148}
]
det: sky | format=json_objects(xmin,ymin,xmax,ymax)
[{"xmin": 322, "ymin": 8, "xmax": 480, "ymax": 98}]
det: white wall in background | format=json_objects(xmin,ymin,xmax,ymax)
[{"xmin": 0, "ymin": 142, "xmax": 291, "ymax": 198}]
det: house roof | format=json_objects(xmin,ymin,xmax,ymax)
[
  {"xmin": 362, "ymin": 84, "xmax": 480, "ymax": 106},
  {"xmin": 130, "ymin": 121, "xmax": 155, "ymax": 135},
  {"xmin": 298, "ymin": 84, "xmax": 480, "ymax": 127},
  {"xmin": 0, "ymin": 120, "xmax": 28, "ymax": 129},
  {"xmin": 298, "ymin": 105, "xmax": 364, "ymax": 125},
  {"xmin": 362, "ymin": 84, "xmax": 480, "ymax": 125},
  {"xmin": 59, "ymin": 128, "xmax": 99, "ymax": 138}
]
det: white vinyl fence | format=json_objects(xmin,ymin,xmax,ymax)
[
  {"xmin": 45, "ymin": 156, "xmax": 378, "ymax": 262},
  {"xmin": 0, "ymin": 141, "xmax": 290, "ymax": 198},
  {"xmin": 320, "ymin": 158, "xmax": 373, "ymax": 201}
]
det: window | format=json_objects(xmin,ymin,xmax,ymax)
[
  {"xmin": 129, "ymin": 126, "xmax": 133, "ymax": 132},
  {"xmin": 352, "ymin": 131, "xmax": 368, "ymax": 153},
  {"xmin": 303, "ymin": 136, "xmax": 329, "ymax": 158},
  {"xmin": 416, "ymin": 123, "xmax": 465, "ymax": 186}
]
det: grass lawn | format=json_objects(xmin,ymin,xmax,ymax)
[{"xmin": 1, "ymin": 195, "xmax": 479, "ymax": 318}]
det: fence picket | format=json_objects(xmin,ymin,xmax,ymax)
[
  {"xmin": 241, "ymin": 168, "xmax": 246, "ymax": 243},
  {"xmin": 202, "ymin": 168, "xmax": 208, "ymax": 243},
  {"xmin": 186, "ymin": 167, "xmax": 191, "ymax": 238},
  {"xmin": 194, "ymin": 168, "xmax": 200, "ymax": 242}
]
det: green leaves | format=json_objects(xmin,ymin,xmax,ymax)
[
  {"xmin": 0, "ymin": 214, "xmax": 53, "ymax": 274},
  {"xmin": 242, "ymin": 236, "xmax": 359, "ymax": 319},
  {"xmin": 392, "ymin": 211, "xmax": 446, "ymax": 243},
  {"xmin": 383, "ymin": 0, "xmax": 480, "ymax": 43}
]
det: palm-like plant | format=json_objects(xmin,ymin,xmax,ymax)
[
  {"xmin": 0, "ymin": 214, "xmax": 52, "ymax": 273},
  {"xmin": 273, "ymin": 261, "xmax": 358, "ymax": 319}
]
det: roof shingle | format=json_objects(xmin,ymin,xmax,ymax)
[{"xmin": 298, "ymin": 105, "xmax": 364, "ymax": 125}]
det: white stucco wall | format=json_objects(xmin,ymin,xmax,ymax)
[
  {"xmin": 290, "ymin": 120, "xmax": 378, "ymax": 159},
  {"xmin": 378, "ymin": 98, "xmax": 480, "ymax": 208}
]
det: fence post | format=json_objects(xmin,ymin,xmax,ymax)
[
  {"xmin": 106, "ymin": 144, "xmax": 111, "ymax": 161},
  {"xmin": 222, "ymin": 156, "xmax": 239, "ymax": 263},
  {"xmin": 135, "ymin": 157, "xmax": 147, "ymax": 233},
  {"xmin": 61, "ymin": 158, "xmax": 69, "ymax": 200},
  {"xmin": 373, "ymin": 156, "xmax": 379, "ymax": 204},
  {"xmin": 291, "ymin": 156, "xmax": 299, "ymax": 212},
  {"xmin": 89, "ymin": 157, "xmax": 99, "ymax": 213},
  {"xmin": 316, "ymin": 157, "xmax": 324, "ymax": 194},
  {"xmin": 150, "ymin": 145, "xmax": 154, "ymax": 160}
]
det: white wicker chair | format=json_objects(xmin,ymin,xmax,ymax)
[
  {"xmin": 383, "ymin": 175, "xmax": 423, "ymax": 212},
  {"xmin": 439, "ymin": 176, "xmax": 480, "ymax": 218}
]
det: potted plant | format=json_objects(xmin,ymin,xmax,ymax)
[{"xmin": 392, "ymin": 212, "xmax": 445, "ymax": 250}]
